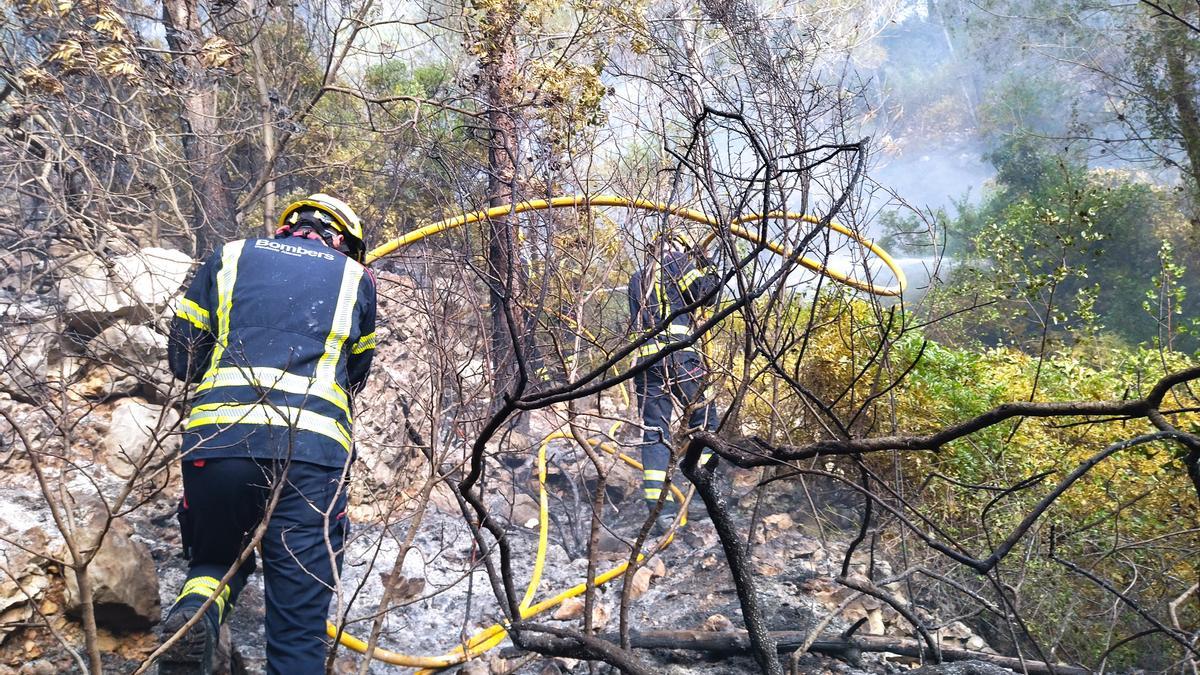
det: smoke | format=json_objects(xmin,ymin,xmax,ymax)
[{"xmin": 872, "ymin": 142, "xmax": 993, "ymax": 214}]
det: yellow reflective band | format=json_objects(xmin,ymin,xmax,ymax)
[
  {"xmin": 679, "ymin": 268, "xmax": 705, "ymax": 292},
  {"xmin": 207, "ymin": 241, "xmax": 246, "ymax": 374},
  {"xmin": 349, "ymin": 332, "xmax": 375, "ymax": 355},
  {"xmin": 635, "ymin": 342, "xmax": 697, "ymax": 359},
  {"xmin": 643, "ymin": 470, "xmax": 667, "ymax": 482},
  {"xmin": 175, "ymin": 298, "xmax": 211, "ymax": 331},
  {"xmin": 176, "ymin": 576, "xmax": 231, "ymax": 621},
  {"xmin": 636, "ymin": 342, "xmax": 663, "ymax": 358},
  {"xmin": 316, "ymin": 262, "xmax": 365, "ymax": 385},
  {"xmin": 643, "ymin": 488, "xmax": 675, "ymax": 502},
  {"xmin": 195, "ymin": 367, "xmax": 351, "ymax": 422},
  {"xmin": 186, "ymin": 402, "xmax": 351, "ymax": 452}
]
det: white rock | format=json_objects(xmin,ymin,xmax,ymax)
[
  {"xmin": 57, "ymin": 255, "xmax": 127, "ymax": 329},
  {"xmin": 111, "ymin": 248, "xmax": 193, "ymax": 312},
  {"xmin": 64, "ymin": 511, "xmax": 160, "ymax": 629},
  {"xmin": 91, "ymin": 321, "xmax": 168, "ymax": 370},
  {"xmin": 57, "ymin": 248, "xmax": 192, "ymax": 331},
  {"xmin": 70, "ymin": 361, "xmax": 141, "ymax": 401},
  {"xmin": 0, "ymin": 496, "xmax": 54, "ymax": 640},
  {"xmin": 99, "ymin": 397, "xmax": 181, "ymax": 477},
  {"xmin": 0, "ymin": 319, "xmax": 62, "ymax": 398}
]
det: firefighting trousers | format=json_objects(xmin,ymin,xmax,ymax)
[
  {"xmin": 633, "ymin": 351, "xmax": 718, "ymax": 506},
  {"xmin": 175, "ymin": 457, "xmax": 349, "ymax": 674}
]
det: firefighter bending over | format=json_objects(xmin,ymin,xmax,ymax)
[
  {"xmin": 628, "ymin": 235, "xmax": 721, "ymax": 532},
  {"xmin": 161, "ymin": 194, "xmax": 376, "ymax": 674}
]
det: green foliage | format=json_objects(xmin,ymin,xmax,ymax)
[
  {"xmin": 932, "ymin": 138, "xmax": 1193, "ymax": 348},
  {"xmin": 283, "ymin": 58, "xmax": 479, "ymax": 246},
  {"xmin": 722, "ymin": 294, "xmax": 1199, "ymax": 668},
  {"xmin": 889, "ymin": 334, "xmax": 1199, "ymax": 668}
]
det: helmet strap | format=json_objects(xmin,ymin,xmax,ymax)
[{"xmin": 275, "ymin": 207, "xmax": 363, "ymax": 262}]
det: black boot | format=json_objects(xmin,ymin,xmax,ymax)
[
  {"xmin": 647, "ymin": 499, "xmax": 680, "ymax": 537},
  {"xmin": 158, "ymin": 601, "xmax": 220, "ymax": 674}
]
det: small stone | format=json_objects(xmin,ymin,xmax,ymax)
[
  {"xmin": 553, "ymin": 597, "xmax": 584, "ymax": 620},
  {"xmin": 488, "ymin": 655, "xmax": 513, "ymax": 674},
  {"xmin": 550, "ymin": 597, "xmax": 608, "ymax": 628},
  {"xmin": 628, "ymin": 566, "xmax": 653, "ymax": 600},
  {"xmin": 791, "ymin": 536, "xmax": 825, "ymax": 561},
  {"xmin": 702, "ymin": 613, "xmax": 735, "ymax": 632},
  {"xmin": 754, "ymin": 561, "xmax": 783, "ymax": 576},
  {"xmin": 647, "ymin": 556, "xmax": 667, "ymax": 578},
  {"xmin": 867, "ymin": 608, "xmax": 885, "ymax": 636},
  {"xmin": 594, "ymin": 530, "xmax": 631, "ymax": 558},
  {"xmin": 95, "ymin": 630, "xmax": 119, "ymax": 651},
  {"xmin": 763, "ymin": 512, "xmax": 794, "ymax": 530},
  {"xmin": 589, "ymin": 603, "xmax": 610, "ymax": 630},
  {"xmin": 17, "ymin": 659, "xmax": 56, "ymax": 675},
  {"xmin": 511, "ymin": 493, "xmax": 539, "ymax": 527}
]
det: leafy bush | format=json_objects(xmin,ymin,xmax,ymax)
[
  {"xmin": 907, "ymin": 138, "xmax": 1196, "ymax": 350},
  {"xmin": 719, "ymin": 292, "xmax": 1199, "ymax": 667}
]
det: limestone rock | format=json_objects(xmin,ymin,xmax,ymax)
[
  {"xmin": 628, "ymin": 566, "xmax": 653, "ymax": 600},
  {"xmin": 57, "ymin": 254, "xmax": 127, "ymax": 331},
  {"xmin": 701, "ymin": 613, "xmax": 735, "ymax": 632},
  {"xmin": 17, "ymin": 659, "xmax": 58, "ymax": 675},
  {"xmin": 112, "ymin": 248, "xmax": 193, "ymax": 311},
  {"xmin": 557, "ymin": 600, "xmax": 611, "ymax": 629},
  {"xmin": 939, "ymin": 620, "xmax": 990, "ymax": 652},
  {"xmin": 0, "ymin": 318, "xmax": 63, "ymax": 398},
  {"xmin": 57, "ymin": 248, "xmax": 192, "ymax": 332},
  {"xmin": 553, "ymin": 596, "xmax": 583, "ymax": 620},
  {"xmin": 90, "ymin": 321, "xmax": 169, "ymax": 373},
  {"xmin": 70, "ymin": 361, "xmax": 141, "ymax": 401},
  {"xmin": 86, "ymin": 320, "xmax": 176, "ymax": 401},
  {"xmin": 64, "ymin": 513, "xmax": 160, "ymax": 630},
  {"xmin": 96, "ymin": 397, "xmax": 181, "ymax": 477},
  {"xmin": 512, "ymin": 493, "xmax": 539, "ymax": 529},
  {"xmin": 486, "ymin": 492, "xmax": 540, "ymax": 529},
  {"xmin": 594, "ymin": 529, "xmax": 632, "ymax": 559},
  {"xmin": 458, "ymin": 660, "xmax": 489, "ymax": 675},
  {"xmin": 0, "ymin": 497, "xmax": 55, "ymax": 641}
]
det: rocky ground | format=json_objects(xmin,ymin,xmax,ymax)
[{"xmin": 1, "ymin": 246, "xmax": 1001, "ymax": 674}]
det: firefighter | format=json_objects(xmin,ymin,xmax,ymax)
[
  {"xmin": 627, "ymin": 234, "xmax": 721, "ymax": 531},
  {"xmin": 160, "ymin": 194, "xmax": 376, "ymax": 674}
]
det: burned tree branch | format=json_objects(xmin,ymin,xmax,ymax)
[
  {"xmin": 603, "ymin": 630, "xmax": 1092, "ymax": 675},
  {"xmin": 682, "ymin": 446, "xmax": 783, "ymax": 675}
]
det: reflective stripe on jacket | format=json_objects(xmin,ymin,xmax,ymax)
[
  {"xmin": 168, "ymin": 237, "xmax": 377, "ymax": 468},
  {"xmin": 627, "ymin": 250, "xmax": 719, "ymax": 362}
]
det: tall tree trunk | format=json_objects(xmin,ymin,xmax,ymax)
[
  {"xmin": 480, "ymin": 7, "xmax": 527, "ymax": 406},
  {"xmin": 1162, "ymin": 25, "xmax": 1200, "ymax": 206},
  {"xmin": 162, "ymin": 0, "xmax": 237, "ymax": 256}
]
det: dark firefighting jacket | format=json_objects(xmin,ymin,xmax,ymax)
[
  {"xmin": 627, "ymin": 250, "xmax": 720, "ymax": 361},
  {"xmin": 168, "ymin": 236, "xmax": 377, "ymax": 468}
]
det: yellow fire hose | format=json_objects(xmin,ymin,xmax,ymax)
[
  {"xmin": 366, "ymin": 194, "xmax": 907, "ymax": 297},
  {"xmin": 327, "ymin": 195, "xmax": 906, "ymax": 668},
  {"xmin": 328, "ymin": 421, "xmax": 688, "ymax": 669}
]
